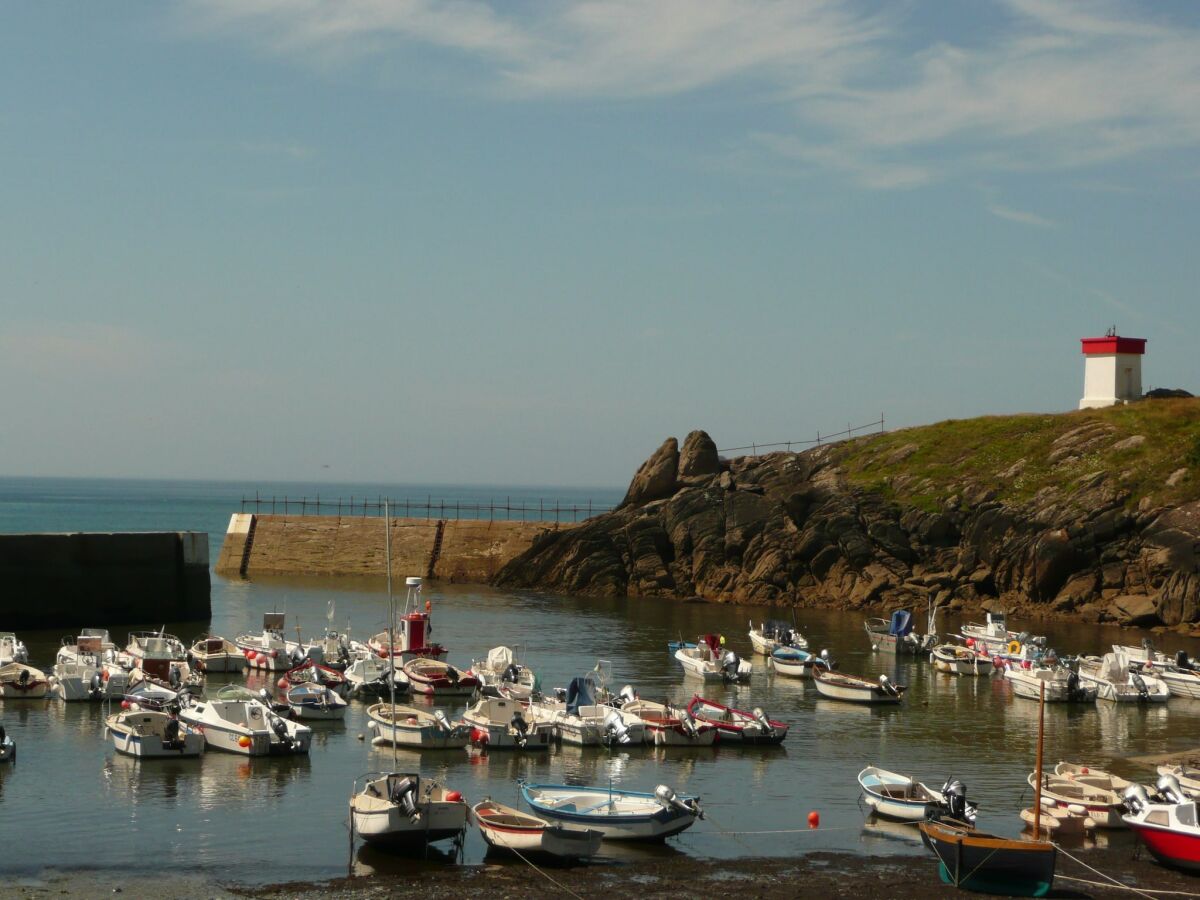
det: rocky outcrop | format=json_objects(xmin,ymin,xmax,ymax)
[{"xmin": 495, "ymin": 429, "xmax": 1200, "ymax": 632}]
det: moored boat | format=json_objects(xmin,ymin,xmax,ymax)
[
  {"xmin": 813, "ymin": 668, "xmax": 904, "ymax": 705},
  {"xmin": 50, "ymin": 630, "xmax": 128, "ymax": 701},
  {"xmin": 105, "ymin": 709, "xmax": 204, "ymax": 758},
  {"xmin": 929, "ymin": 643, "xmax": 989, "ymax": 676},
  {"xmin": 864, "ymin": 608, "xmax": 936, "ymax": 655},
  {"xmin": 920, "ymin": 818, "xmax": 1057, "ymax": 896},
  {"xmin": 236, "ymin": 614, "xmax": 320, "ymax": 671},
  {"xmin": 285, "ymin": 682, "xmax": 348, "ymax": 721},
  {"xmin": 1004, "ymin": 662, "xmax": 1096, "ymax": 703},
  {"xmin": 1078, "ymin": 651, "xmax": 1170, "ymax": 702},
  {"xmin": 0, "ymin": 662, "xmax": 50, "ymax": 699},
  {"xmin": 350, "ymin": 772, "xmax": 468, "ymax": 847},
  {"xmin": 188, "ymin": 635, "xmax": 243, "ymax": 673},
  {"xmin": 521, "ymin": 782, "xmax": 702, "ymax": 841},
  {"xmin": 1052, "ymin": 762, "xmax": 1133, "ymax": 794},
  {"xmin": 469, "ymin": 646, "xmax": 537, "ymax": 701},
  {"xmin": 1027, "ymin": 773, "xmax": 1124, "ymax": 828},
  {"xmin": 961, "ymin": 610, "xmax": 1045, "ymax": 658},
  {"xmin": 685, "ymin": 695, "xmax": 787, "ymax": 744},
  {"xmin": 748, "ymin": 619, "xmax": 808, "ymax": 655},
  {"xmin": 769, "ymin": 646, "xmax": 830, "ymax": 679},
  {"xmin": 858, "ymin": 767, "xmax": 975, "ymax": 823},
  {"xmin": 1123, "ymin": 780, "xmax": 1200, "ymax": 872},
  {"xmin": 462, "ymin": 696, "xmax": 552, "ymax": 750},
  {"xmin": 0, "ymin": 633, "xmax": 28, "ymax": 666},
  {"xmin": 1020, "ymin": 802, "xmax": 1095, "ymax": 836},
  {"xmin": 366, "ymin": 702, "xmax": 470, "ymax": 748},
  {"xmin": 282, "ymin": 658, "xmax": 350, "ymax": 697},
  {"xmin": 530, "ymin": 675, "xmax": 644, "ymax": 746},
  {"xmin": 1157, "ymin": 765, "xmax": 1200, "ymax": 798},
  {"xmin": 472, "ymin": 800, "xmax": 603, "ymax": 860},
  {"xmin": 344, "ymin": 649, "xmax": 409, "ymax": 699},
  {"xmin": 673, "ymin": 634, "xmax": 751, "ymax": 683},
  {"xmin": 402, "ymin": 657, "xmax": 480, "ymax": 697},
  {"xmin": 618, "ymin": 698, "xmax": 717, "ymax": 746},
  {"xmin": 368, "ymin": 576, "xmax": 447, "ymax": 662},
  {"xmin": 179, "ymin": 686, "xmax": 312, "ymax": 756}
]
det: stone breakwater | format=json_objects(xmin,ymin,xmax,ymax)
[{"xmin": 494, "ymin": 427, "xmax": 1200, "ymax": 633}]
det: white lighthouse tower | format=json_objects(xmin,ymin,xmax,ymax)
[{"xmin": 1079, "ymin": 329, "xmax": 1146, "ymax": 409}]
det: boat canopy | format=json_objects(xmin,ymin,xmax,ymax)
[
  {"xmin": 486, "ymin": 646, "xmax": 514, "ymax": 672},
  {"xmin": 889, "ymin": 610, "xmax": 913, "ymax": 637},
  {"xmin": 565, "ymin": 676, "xmax": 596, "ymax": 715}
]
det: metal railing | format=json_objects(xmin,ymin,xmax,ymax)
[
  {"xmin": 237, "ymin": 494, "xmax": 615, "ymax": 524},
  {"xmin": 720, "ymin": 415, "xmax": 885, "ymax": 456}
]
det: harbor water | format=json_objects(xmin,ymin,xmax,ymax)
[{"xmin": 1, "ymin": 477, "xmax": 1198, "ymax": 882}]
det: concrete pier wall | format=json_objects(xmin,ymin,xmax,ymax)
[
  {"xmin": 215, "ymin": 514, "xmax": 567, "ymax": 583},
  {"xmin": 0, "ymin": 532, "xmax": 211, "ymax": 629}
]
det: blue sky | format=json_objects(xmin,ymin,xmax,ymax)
[{"xmin": 2, "ymin": 1, "xmax": 1197, "ymax": 487}]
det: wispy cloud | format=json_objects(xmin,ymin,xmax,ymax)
[
  {"xmin": 986, "ymin": 203, "xmax": 1057, "ymax": 228},
  {"xmin": 0, "ymin": 322, "xmax": 177, "ymax": 379},
  {"xmin": 177, "ymin": 0, "xmax": 1200, "ymax": 187}
]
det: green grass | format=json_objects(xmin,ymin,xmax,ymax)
[{"xmin": 837, "ymin": 398, "xmax": 1200, "ymax": 510}]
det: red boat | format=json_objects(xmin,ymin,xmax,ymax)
[
  {"xmin": 686, "ymin": 695, "xmax": 787, "ymax": 745},
  {"xmin": 282, "ymin": 659, "xmax": 349, "ymax": 696},
  {"xmin": 1124, "ymin": 798, "xmax": 1200, "ymax": 872}
]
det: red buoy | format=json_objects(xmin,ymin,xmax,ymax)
[
  {"xmin": 445, "ymin": 791, "xmax": 463, "ymax": 802},
  {"xmin": 807, "ymin": 811, "xmax": 820, "ymax": 829},
  {"xmin": 120, "ymin": 700, "xmax": 131, "ymax": 710}
]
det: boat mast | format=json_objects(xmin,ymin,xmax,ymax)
[
  {"xmin": 1034, "ymin": 679, "xmax": 1045, "ymax": 836},
  {"xmin": 385, "ymin": 499, "xmax": 397, "ymax": 771}
]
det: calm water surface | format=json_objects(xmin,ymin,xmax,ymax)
[{"xmin": 2, "ymin": 478, "xmax": 1199, "ymax": 881}]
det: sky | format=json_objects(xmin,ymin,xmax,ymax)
[{"xmin": 1, "ymin": 0, "xmax": 1198, "ymax": 488}]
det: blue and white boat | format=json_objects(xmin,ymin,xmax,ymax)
[
  {"xmin": 858, "ymin": 766, "xmax": 975, "ymax": 823},
  {"xmin": 521, "ymin": 782, "xmax": 702, "ymax": 841},
  {"xmin": 770, "ymin": 646, "xmax": 831, "ymax": 679}
]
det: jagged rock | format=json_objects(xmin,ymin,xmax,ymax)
[
  {"xmin": 1108, "ymin": 594, "xmax": 1161, "ymax": 627},
  {"xmin": 1112, "ymin": 435, "xmax": 1146, "ymax": 451},
  {"xmin": 620, "ymin": 438, "xmax": 679, "ymax": 508},
  {"xmin": 885, "ymin": 443, "xmax": 919, "ymax": 465},
  {"xmin": 678, "ymin": 430, "xmax": 721, "ymax": 478}
]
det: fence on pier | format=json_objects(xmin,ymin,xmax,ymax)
[
  {"xmin": 237, "ymin": 494, "xmax": 615, "ymax": 524},
  {"xmin": 720, "ymin": 415, "xmax": 886, "ymax": 457}
]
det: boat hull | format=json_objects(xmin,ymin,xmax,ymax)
[
  {"xmin": 108, "ymin": 725, "xmax": 205, "ymax": 759},
  {"xmin": 522, "ymin": 785, "xmax": 699, "ymax": 841},
  {"xmin": 920, "ymin": 821, "xmax": 1056, "ymax": 897},
  {"xmin": 1126, "ymin": 821, "xmax": 1200, "ymax": 872},
  {"xmin": 813, "ymin": 673, "xmax": 903, "ymax": 705},
  {"xmin": 352, "ymin": 800, "xmax": 467, "ymax": 846}
]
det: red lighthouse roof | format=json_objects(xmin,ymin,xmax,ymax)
[{"xmin": 1081, "ymin": 335, "xmax": 1146, "ymax": 355}]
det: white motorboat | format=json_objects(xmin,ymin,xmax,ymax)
[
  {"xmin": 51, "ymin": 630, "xmax": 129, "ymax": 701},
  {"xmin": 350, "ymin": 772, "xmax": 468, "ymax": 847},
  {"xmin": 1157, "ymin": 765, "xmax": 1200, "ymax": 798},
  {"xmin": 344, "ymin": 648, "xmax": 409, "ymax": 698},
  {"xmin": 1027, "ymin": 772, "xmax": 1124, "ymax": 828},
  {"xmin": 617, "ymin": 697, "xmax": 717, "ymax": 746},
  {"xmin": 929, "ymin": 643, "xmax": 990, "ymax": 676},
  {"xmin": 124, "ymin": 630, "xmax": 202, "ymax": 694},
  {"xmin": 0, "ymin": 632, "xmax": 28, "ymax": 666},
  {"xmin": 105, "ymin": 709, "xmax": 204, "ymax": 758},
  {"xmin": 472, "ymin": 800, "xmax": 602, "ymax": 861},
  {"xmin": 813, "ymin": 669, "xmax": 904, "ymax": 705},
  {"xmin": 470, "ymin": 646, "xmax": 537, "ymax": 701},
  {"xmin": 1122, "ymin": 780, "xmax": 1200, "ymax": 871},
  {"xmin": 285, "ymin": 682, "xmax": 348, "ymax": 721},
  {"xmin": 865, "ymin": 604, "xmax": 939, "ymax": 655},
  {"xmin": 770, "ymin": 646, "xmax": 831, "ymax": 678},
  {"xmin": 530, "ymin": 674, "xmax": 645, "ymax": 746},
  {"xmin": 366, "ymin": 702, "xmax": 471, "ymax": 749},
  {"xmin": 961, "ymin": 610, "xmax": 1045, "ymax": 658},
  {"xmin": 0, "ymin": 662, "xmax": 50, "ymax": 699},
  {"xmin": 1053, "ymin": 762, "xmax": 1134, "ymax": 794},
  {"xmin": 1117, "ymin": 643, "xmax": 1200, "ymax": 699},
  {"xmin": 858, "ymin": 767, "xmax": 975, "ymax": 823},
  {"xmin": 179, "ymin": 686, "xmax": 312, "ymax": 756},
  {"xmin": 368, "ymin": 576, "xmax": 447, "ymax": 662},
  {"xmin": 237, "ymin": 614, "xmax": 322, "ymax": 672},
  {"xmin": 281, "ymin": 659, "xmax": 350, "ymax": 698},
  {"xmin": 1004, "ymin": 663, "xmax": 1096, "ymax": 703},
  {"xmin": 402, "ymin": 657, "xmax": 481, "ymax": 697},
  {"xmin": 1078, "ymin": 651, "xmax": 1170, "ymax": 703},
  {"xmin": 674, "ymin": 634, "xmax": 751, "ymax": 683},
  {"xmin": 0, "ymin": 723, "xmax": 13, "ymax": 763},
  {"xmin": 187, "ymin": 635, "xmax": 243, "ymax": 673},
  {"xmin": 462, "ymin": 696, "xmax": 552, "ymax": 750},
  {"xmin": 748, "ymin": 619, "xmax": 808, "ymax": 655},
  {"xmin": 521, "ymin": 783, "xmax": 702, "ymax": 841},
  {"xmin": 686, "ymin": 695, "xmax": 787, "ymax": 744}
]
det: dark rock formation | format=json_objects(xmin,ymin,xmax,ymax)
[{"xmin": 495, "ymin": 430, "xmax": 1200, "ymax": 631}]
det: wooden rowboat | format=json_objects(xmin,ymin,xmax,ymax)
[
  {"xmin": 686, "ymin": 695, "xmax": 787, "ymax": 745},
  {"xmin": 920, "ymin": 818, "xmax": 1057, "ymax": 896},
  {"xmin": 472, "ymin": 800, "xmax": 602, "ymax": 860},
  {"xmin": 813, "ymin": 668, "xmax": 904, "ymax": 705},
  {"xmin": 402, "ymin": 658, "xmax": 481, "ymax": 697}
]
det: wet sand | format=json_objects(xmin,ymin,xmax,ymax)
[{"xmin": 6, "ymin": 850, "xmax": 1198, "ymax": 900}]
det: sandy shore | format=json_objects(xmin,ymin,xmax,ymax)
[{"xmin": 5, "ymin": 849, "xmax": 1198, "ymax": 900}]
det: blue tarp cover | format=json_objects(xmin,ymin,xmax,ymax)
[
  {"xmin": 889, "ymin": 609, "xmax": 913, "ymax": 637},
  {"xmin": 565, "ymin": 676, "xmax": 596, "ymax": 715}
]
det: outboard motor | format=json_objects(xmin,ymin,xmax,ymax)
[
  {"xmin": 1178, "ymin": 650, "xmax": 1194, "ymax": 671},
  {"xmin": 616, "ymin": 684, "xmax": 637, "ymax": 707},
  {"xmin": 1131, "ymin": 671, "xmax": 1150, "ymax": 699},
  {"xmin": 1124, "ymin": 783, "xmax": 1151, "ymax": 814},
  {"xmin": 290, "ymin": 647, "xmax": 305, "ymax": 666},
  {"xmin": 1066, "ymin": 670, "xmax": 1087, "ymax": 702},
  {"xmin": 89, "ymin": 671, "xmax": 105, "ymax": 699},
  {"xmin": 433, "ymin": 710, "xmax": 453, "ymax": 733},
  {"xmin": 602, "ymin": 710, "xmax": 632, "ymax": 745},
  {"xmin": 679, "ymin": 710, "xmax": 699, "ymax": 739},
  {"xmin": 1156, "ymin": 774, "xmax": 1187, "ymax": 805},
  {"xmin": 817, "ymin": 649, "xmax": 833, "ymax": 671},
  {"xmin": 162, "ymin": 717, "xmax": 185, "ymax": 751},
  {"xmin": 940, "ymin": 777, "xmax": 975, "ymax": 824},
  {"xmin": 270, "ymin": 714, "xmax": 293, "ymax": 748},
  {"xmin": 553, "ymin": 686, "xmax": 568, "ymax": 703},
  {"xmin": 751, "ymin": 707, "xmax": 775, "ymax": 738},
  {"xmin": 654, "ymin": 785, "xmax": 703, "ymax": 819},
  {"xmin": 721, "ymin": 650, "xmax": 742, "ymax": 681},
  {"xmin": 446, "ymin": 665, "xmax": 460, "ymax": 684},
  {"xmin": 169, "ymin": 666, "xmax": 182, "ymax": 689},
  {"xmin": 389, "ymin": 776, "xmax": 421, "ymax": 822},
  {"xmin": 509, "ymin": 711, "xmax": 529, "ymax": 748},
  {"xmin": 878, "ymin": 674, "xmax": 899, "ymax": 697},
  {"xmin": 17, "ymin": 669, "xmax": 29, "ymax": 687},
  {"xmin": 502, "ymin": 663, "xmax": 521, "ymax": 684}
]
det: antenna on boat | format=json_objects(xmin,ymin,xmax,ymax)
[{"xmin": 385, "ymin": 499, "xmax": 397, "ymax": 771}]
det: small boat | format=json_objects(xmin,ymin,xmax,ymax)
[
  {"xmin": 521, "ymin": 783, "xmax": 702, "ymax": 841},
  {"xmin": 1123, "ymin": 779, "xmax": 1200, "ymax": 872},
  {"xmin": 686, "ymin": 695, "xmax": 787, "ymax": 744},
  {"xmin": 920, "ymin": 818, "xmax": 1057, "ymax": 896},
  {"xmin": 1157, "ymin": 765, "xmax": 1200, "ymax": 798},
  {"xmin": 236, "ymin": 614, "xmax": 321, "ymax": 672},
  {"xmin": 462, "ymin": 696, "xmax": 552, "ymax": 750},
  {"xmin": 472, "ymin": 800, "xmax": 603, "ymax": 860},
  {"xmin": 0, "ymin": 633, "xmax": 28, "ymax": 666},
  {"xmin": 530, "ymin": 674, "xmax": 645, "ymax": 746},
  {"xmin": 105, "ymin": 709, "xmax": 205, "ymax": 758},
  {"xmin": 929, "ymin": 643, "xmax": 989, "ymax": 676},
  {"xmin": 402, "ymin": 657, "xmax": 481, "ymax": 697},
  {"xmin": 0, "ymin": 724, "xmax": 13, "ymax": 763},
  {"xmin": 618, "ymin": 698, "xmax": 717, "ymax": 746},
  {"xmin": 50, "ymin": 630, "xmax": 129, "ymax": 701},
  {"xmin": 1027, "ymin": 773, "xmax": 1124, "ymax": 828},
  {"xmin": 961, "ymin": 610, "xmax": 1045, "ymax": 657},
  {"xmin": 1004, "ymin": 662, "xmax": 1096, "ymax": 703},
  {"xmin": 748, "ymin": 619, "xmax": 808, "ymax": 655},
  {"xmin": 858, "ymin": 767, "xmax": 975, "ymax": 823},
  {"xmin": 674, "ymin": 634, "xmax": 751, "ymax": 683},
  {"xmin": 1078, "ymin": 651, "xmax": 1170, "ymax": 702},
  {"xmin": 344, "ymin": 649, "xmax": 409, "ymax": 698},
  {"xmin": 470, "ymin": 646, "xmax": 537, "ymax": 701},
  {"xmin": 769, "ymin": 646, "xmax": 831, "ymax": 679},
  {"xmin": 1052, "ymin": 762, "xmax": 1133, "ymax": 794},
  {"xmin": 366, "ymin": 702, "xmax": 471, "ymax": 748},
  {"xmin": 813, "ymin": 668, "xmax": 904, "ymax": 705},
  {"xmin": 1020, "ymin": 800, "xmax": 1095, "ymax": 836},
  {"xmin": 368, "ymin": 576, "xmax": 448, "ymax": 661},
  {"xmin": 350, "ymin": 772, "xmax": 467, "ymax": 847},
  {"xmin": 310, "ymin": 627, "xmax": 352, "ymax": 671},
  {"xmin": 0, "ymin": 662, "xmax": 50, "ymax": 699},
  {"xmin": 864, "ymin": 608, "xmax": 937, "ymax": 656},
  {"xmin": 282, "ymin": 659, "xmax": 350, "ymax": 697},
  {"xmin": 285, "ymin": 682, "xmax": 348, "ymax": 721},
  {"xmin": 179, "ymin": 686, "xmax": 312, "ymax": 756},
  {"xmin": 187, "ymin": 635, "xmax": 243, "ymax": 673}
]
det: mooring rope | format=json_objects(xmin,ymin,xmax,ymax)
[
  {"xmin": 505, "ymin": 844, "xmax": 587, "ymax": 900},
  {"xmin": 1053, "ymin": 843, "xmax": 1187, "ymax": 900},
  {"xmin": 1056, "ymin": 875, "xmax": 1200, "ymax": 898}
]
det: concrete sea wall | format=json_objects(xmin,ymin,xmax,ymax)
[
  {"xmin": 215, "ymin": 514, "xmax": 569, "ymax": 583},
  {"xmin": 0, "ymin": 532, "xmax": 211, "ymax": 629}
]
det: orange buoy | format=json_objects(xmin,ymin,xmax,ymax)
[
  {"xmin": 238, "ymin": 736, "xmax": 252, "ymax": 748},
  {"xmin": 445, "ymin": 791, "xmax": 463, "ymax": 802},
  {"xmin": 807, "ymin": 811, "xmax": 820, "ymax": 829}
]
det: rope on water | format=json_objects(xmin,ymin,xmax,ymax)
[
  {"xmin": 505, "ymin": 844, "xmax": 587, "ymax": 900},
  {"xmin": 1053, "ymin": 843, "xmax": 1193, "ymax": 899}
]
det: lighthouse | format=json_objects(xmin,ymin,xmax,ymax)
[{"xmin": 1079, "ymin": 329, "xmax": 1146, "ymax": 409}]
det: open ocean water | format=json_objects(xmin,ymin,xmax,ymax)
[{"xmin": 1, "ymin": 476, "xmax": 1199, "ymax": 882}]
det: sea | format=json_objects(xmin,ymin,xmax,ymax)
[{"xmin": 1, "ymin": 476, "xmax": 1197, "ymax": 883}]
